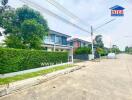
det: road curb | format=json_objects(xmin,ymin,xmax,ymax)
[{"xmin": 0, "ymin": 65, "xmax": 85, "ymax": 97}]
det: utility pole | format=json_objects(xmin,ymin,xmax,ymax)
[
  {"xmin": 90, "ymin": 19, "xmax": 116, "ymax": 58},
  {"xmin": 91, "ymin": 26, "xmax": 94, "ymax": 57}
]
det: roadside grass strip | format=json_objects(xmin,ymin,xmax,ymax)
[{"xmin": 0, "ymin": 64, "xmax": 74, "ymax": 85}]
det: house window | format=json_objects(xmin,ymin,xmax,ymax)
[
  {"xmin": 55, "ymin": 36, "xmax": 61, "ymax": 44},
  {"xmin": 70, "ymin": 42, "xmax": 73, "ymax": 46},
  {"xmin": 83, "ymin": 43, "xmax": 86, "ymax": 47},
  {"xmin": 50, "ymin": 34, "xmax": 55, "ymax": 43},
  {"xmin": 62, "ymin": 36, "xmax": 67, "ymax": 45},
  {"xmin": 44, "ymin": 36, "xmax": 50, "ymax": 44}
]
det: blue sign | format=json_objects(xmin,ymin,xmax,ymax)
[{"xmin": 110, "ymin": 5, "xmax": 125, "ymax": 16}]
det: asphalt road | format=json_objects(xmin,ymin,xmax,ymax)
[{"xmin": 0, "ymin": 54, "xmax": 132, "ymax": 100}]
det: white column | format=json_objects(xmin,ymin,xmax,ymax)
[{"xmin": 68, "ymin": 47, "xmax": 73, "ymax": 63}]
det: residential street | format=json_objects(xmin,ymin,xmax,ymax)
[{"xmin": 0, "ymin": 54, "xmax": 132, "ymax": 100}]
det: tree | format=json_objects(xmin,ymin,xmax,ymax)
[
  {"xmin": 125, "ymin": 46, "xmax": 132, "ymax": 53},
  {"xmin": 96, "ymin": 48, "xmax": 108, "ymax": 56},
  {"xmin": 21, "ymin": 19, "xmax": 46, "ymax": 49},
  {"xmin": 1, "ymin": 0, "xmax": 8, "ymax": 6},
  {"xmin": 110, "ymin": 45, "xmax": 120, "ymax": 54},
  {"xmin": 0, "ymin": 0, "xmax": 10, "ymax": 13},
  {"xmin": 125, "ymin": 46, "xmax": 129, "ymax": 52},
  {"xmin": 94, "ymin": 35, "xmax": 104, "ymax": 48},
  {"xmin": 1, "ymin": 6, "xmax": 49, "ymax": 49},
  {"xmin": 0, "ymin": 9, "xmax": 15, "ymax": 34}
]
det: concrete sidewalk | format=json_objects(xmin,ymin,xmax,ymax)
[
  {"xmin": 0, "ymin": 65, "xmax": 86, "ymax": 97},
  {"xmin": 0, "ymin": 54, "xmax": 132, "ymax": 100}
]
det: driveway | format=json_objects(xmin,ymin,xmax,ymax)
[{"xmin": 0, "ymin": 54, "xmax": 132, "ymax": 100}]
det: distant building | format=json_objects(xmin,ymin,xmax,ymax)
[
  {"xmin": 43, "ymin": 30, "xmax": 72, "ymax": 52},
  {"xmin": 68, "ymin": 38, "xmax": 91, "ymax": 51}
]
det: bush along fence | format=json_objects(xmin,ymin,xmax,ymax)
[
  {"xmin": 73, "ymin": 47, "xmax": 108, "ymax": 60},
  {"xmin": 74, "ymin": 47, "xmax": 92, "ymax": 60},
  {"xmin": 0, "ymin": 48, "xmax": 68, "ymax": 74}
]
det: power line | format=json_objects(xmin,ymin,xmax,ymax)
[
  {"xmin": 45, "ymin": 0, "xmax": 116, "ymax": 33},
  {"xmin": 124, "ymin": 36, "xmax": 132, "ymax": 38},
  {"xmin": 19, "ymin": 0, "xmax": 90, "ymax": 33},
  {"xmin": 46, "ymin": 0, "xmax": 79, "ymax": 20},
  {"xmin": 45, "ymin": 0, "xmax": 91, "ymax": 27},
  {"xmin": 94, "ymin": 19, "xmax": 116, "ymax": 31}
]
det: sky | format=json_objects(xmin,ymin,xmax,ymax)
[{"xmin": 0, "ymin": 0, "xmax": 132, "ymax": 50}]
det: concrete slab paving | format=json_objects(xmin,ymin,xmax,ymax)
[{"xmin": 0, "ymin": 54, "xmax": 132, "ymax": 100}]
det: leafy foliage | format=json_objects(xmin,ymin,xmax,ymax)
[
  {"xmin": 94, "ymin": 35, "xmax": 104, "ymax": 48},
  {"xmin": 125, "ymin": 46, "xmax": 132, "ymax": 54},
  {"xmin": 110, "ymin": 45, "xmax": 120, "ymax": 54},
  {"xmin": 0, "ymin": 5, "xmax": 49, "ymax": 49},
  {"xmin": 75, "ymin": 47, "xmax": 91, "ymax": 55},
  {"xmin": 1, "ymin": 0, "xmax": 8, "ymax": 6},
  {"xmin": 0, "ymin": 0, "xmax": 11, "ymax": 13},
  {"xmin": 96, "ymin": 48, "xmax": 108, "ymax": 56},
  {"xmin": 0, "ymin": 48, "xmax": 68, "ymax": 74}
]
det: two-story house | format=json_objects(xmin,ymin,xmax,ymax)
[
  {"xmin": 68, "ymin": 38, "xmax": 91, "ymax": 51},
  {"xmin": 43, "ymin": 30, "xmax": 73, "ymax": 62},
  {"xmin": 43, "ymin": 30, "xmax": 72, "ymax": 52}
]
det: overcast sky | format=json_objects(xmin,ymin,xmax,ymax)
[{"xmin": 0, "ymin": 0, "xmax": 132, "ymax": 50}]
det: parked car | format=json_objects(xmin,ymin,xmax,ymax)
[{"xmin": 107, "ymin": 53, "xmax": 116, "ymax": 59}]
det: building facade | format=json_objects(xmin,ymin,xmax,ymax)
[
  {"xmin": 43, "ymin": 30, "xmax": 73, "ymax": 62},
  {"xmin": 68, "ymin": 38, "xmax": 91, "ymax": 51},
  {"xmin": 43, "ymin": 30, "xmax": 72, "ymax": 52}
]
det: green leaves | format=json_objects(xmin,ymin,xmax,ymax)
[
  {"xmin": 0, "ymin": 0, "xmax": 10, "ymax": 13},
  {"xmin": 1, "ymin": 0, "xmax": 8, "ymax": 6},
  {"xmin": 4, "ymin": 35, "xmax": 26, "ymax": 49},
  {"xmin": 1, "ymin": 5, "xmax": 49, "ymax": 49},
  {"xmin": 96, "ymin": 48, "xmax": 108, "ymax": 56},
  {"xmin": 125, "ymin": 46, "xmax": 132, "ymax": 53},
  {"xmin": 75, "ymin": 47, "xmax": 91, "ymax": 55},
  {"xmin": 0, "ymin": 48, "xmax": 68, "ymax": 74},
  {"xmin": 21, "ymin": 19, "xmax": 46, "ymax": 49},
  {"xmin": 94, "ymin": 35, "xmax": 104, "ymax": 48}
]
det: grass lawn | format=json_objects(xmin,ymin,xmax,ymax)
[{"xmin": 0, "ymin": 64, "xmax": 74, "ymax": 85}]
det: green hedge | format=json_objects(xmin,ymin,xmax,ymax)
[
  {"xmin": 0, "ymin": 48, "xmax": 68, "ymax": 74},
  {"xmin": 74, "ymin": 47, "xmax": 91, "ymax": 55},
  {"xmin": 96, "ymin": 48, "xmax": 108, "ymax": 56}
]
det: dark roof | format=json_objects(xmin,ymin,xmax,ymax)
[
  {"xmin": 110, "ymin": 5, "xmax": 125, "ymax": 10},
  {"xmin": 69, "ymin": 38, "xmax": 91, "ymax": 44},
  {"xmin": 50, "ymin": 30, "xmax": 71, "ymax": 38}
]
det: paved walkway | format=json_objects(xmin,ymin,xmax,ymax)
[{"xmin": 0, "ymin": 54, "xmax": 132, "ymax": 100}]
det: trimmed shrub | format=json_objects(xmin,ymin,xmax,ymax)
[
  {"xmin": 0, "ymin": 48, "xmax": 68, "ymax": 74},
  {"xmin": 74, "ymin": 47, "xmax": 91, "ymax": 55},
  {"xmin": 96, "ymin": 48, "xmax": 108, "ymax": 56}
]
